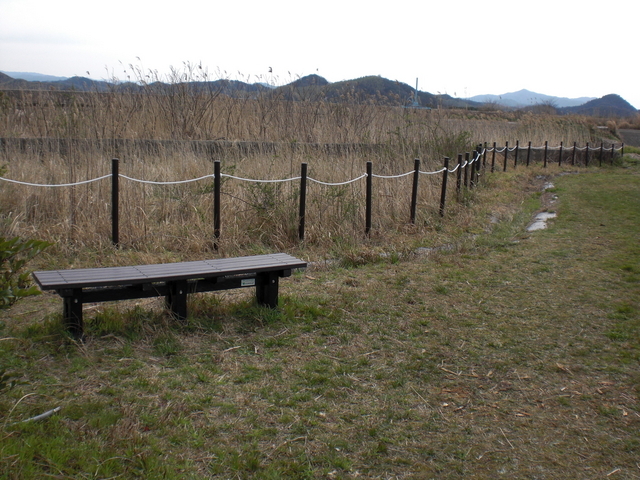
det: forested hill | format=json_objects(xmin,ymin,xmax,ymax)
[{"xmin": 1, "ymin": 72, "xmax": 637, "ymax": 116}]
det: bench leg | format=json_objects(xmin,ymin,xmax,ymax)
[
  {"xmin": 166, "ymin": 280, "xmax": 188, "ymax": 321},
  {"xmin": 256, "ymin": 272, "xmax": 279, "ymax": 308},
  {"xmin": 62, "ymin": 289, "xmax": 84, "ymax": 339}
]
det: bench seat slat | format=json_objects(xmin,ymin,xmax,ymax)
[{"xmin": 33, "ymin": 254, "xmax": 306, "ymax": 290}]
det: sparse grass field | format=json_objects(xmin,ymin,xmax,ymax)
[{"xmin": 1, "ymin": 156, "xmax": 638, "ymax": 478}]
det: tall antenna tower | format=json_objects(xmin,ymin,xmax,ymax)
[{"xmin": 411, "ymin": 78, "xmax": 420, "ymax": 107}]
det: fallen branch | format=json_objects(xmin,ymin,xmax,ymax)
[{"xmin": 11, "ymin": 407, "xmax": 61, "ymax": 426}]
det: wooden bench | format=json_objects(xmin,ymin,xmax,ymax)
[{"xmin": 33, "ymin": 253, "xmax": 307, "ymax": 338}]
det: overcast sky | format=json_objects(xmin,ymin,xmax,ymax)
[{"xmin": 1, "ymin": 0, "xmax": 638, "ymax": 108}]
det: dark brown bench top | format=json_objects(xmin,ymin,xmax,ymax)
[{"xmin": 33, "ymin": 253, "xmax": 307, "ymax": 291}]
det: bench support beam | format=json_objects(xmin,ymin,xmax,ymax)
[
  {"xmin": 166, "ymin": 280, "xmax": 188, "ymax": 321},
  {"xmin": 256, "ymin": 272, "xmax": 280, "ymax": 308},
  {"xmin": 62, "ymin": 289, "xmax": 84, "ymax": 338}
]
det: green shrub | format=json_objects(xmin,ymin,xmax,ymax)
[{"xmin": 1, "ymin": 236, "xmax": 51, "ymax": 309}]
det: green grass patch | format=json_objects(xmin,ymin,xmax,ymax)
[{"xmin": 1, "ymin": 162, "xmax": 639, "ymax": 478}]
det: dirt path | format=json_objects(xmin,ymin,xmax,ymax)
[{"xmin": 618, "ymin": 128, "xmax": 640, "ymax": 147}]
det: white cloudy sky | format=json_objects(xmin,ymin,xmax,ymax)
[{"xmin": 1, "ymin": 0, "xmax": 638, "ymax": 108}]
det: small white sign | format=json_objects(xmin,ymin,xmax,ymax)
[{"xmin": 241, "ymin": 278, "xmax": 256, "ymax": 287}]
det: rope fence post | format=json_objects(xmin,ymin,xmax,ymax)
[
  {"xmin": 621, "ymin": 143, "xmax": 624, "ymax": 156},
  {"xmin": 610, "ymin": 143, "xmax": 615, "ymax": 164},
  {"xmin": 558, "ymin": 141, "xmax": 563, "ymax": 166},
  {"xmin": 470, "ymin": 151, "xmax": 476, "ymax": 189},
  {"xmin": 526, "ymin": 141, "xmax": 532, "ymax": 167},
  {"xmin": 483, "ymin": 142, "xmax": 487, "ymax": 168},
  {"xmin": 365, "ymin": 161, "xmax": 372, "ymax": 236},
  {"xmin": 585, "ymin": 142, "xmax": 590, "ymax": 166},
  {"xmin": 513, "ymin": 140, "xmax": 519, "ymax": 168},
  {"xmin": 476, "ymin": 144, "xmax": 483, "ymax": 183},
  {"xmin": 298, "ymin": 162, "xmax": 307, "ymax": 241},
  {"xmin": 111, "ymin": 158, "xmax": 119, "ymax": 248},
  {"xmin": 464, "ymin": 152, "xmax": 470, "ymax": 189},
  {"xmin": 599, "ymin": 142, "xmax": 604, "ymax": 166},
  {"xmin": 503, "ymin": 141, "xmax": 508, "ymax": 172},
  {"xmin": 410, "ymin": 158, "xmax": 420, "ymax": 225},
  {"xmin": 491, "ymin": 142, "xmax": 496, "ymax": 172},
  {"xmin": 472, "ymin": 149, "xmax": 480, "ymax": 187},
  {"xmin": 543, "ymin": 141, "xmax": 548, "ymax": 168},
  {"xmin": 213, "ymin": 160, "xmax": 221, "ymax": 250},
  {"xmin": 572, "ymin": 141, "xmax": 577, "ymax": 166},
  {"xmin": 456, "ymin": 154, "xmax": 463, "ymax": 201},
  {"xmin": 439, "ymin": 157, "xmax": 449, "ymax": 217}
]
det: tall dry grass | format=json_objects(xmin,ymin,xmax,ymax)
[{"xmin": 0, "ymin": 74, "xmax": 599, "ymax": 258}]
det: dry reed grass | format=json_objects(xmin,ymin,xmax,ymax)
[{"xmin": 0, "ymin": 83, "xmax": 598, "ymax": 258}]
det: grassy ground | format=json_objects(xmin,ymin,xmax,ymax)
[{"xmin": 1, "ymin": 157, "xmax": 638, "ymax": 479}]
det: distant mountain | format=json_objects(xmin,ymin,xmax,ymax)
[
  {"xmin": 56, "ymin": 76, "xmax": 107, "ymax": 91},
  {"xmin": 0, "ymin": 72, "xmax": 464, "ymax": 108},
  {"xmin": 0, "ymin": 73, "xmax": 112, "ymax": 91},
  {"xmin": 468, "ymin": 89, "xmax": 595, "ymax": 108},
  {"xmin": 289, "ymin": 74, "xmax": 328, "ymax": 88},
  {"xmin": 1, "ymin": 72, "xmax": 636, "ymax": 116},
  {"xmin": 1, "ymin": 71, "xmax": 68, "ymax": 82},
  {"xmin": 469, "ymin": 89, "xmax": 595, "ymax": 108},
  {"xmin": 559, "ymin": 94, "xmax": 638, "ymax": 118}
]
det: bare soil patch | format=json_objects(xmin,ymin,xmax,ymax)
[{"xmin": 619, "ymin": 128, "xmax": 640, "ymax": 147}]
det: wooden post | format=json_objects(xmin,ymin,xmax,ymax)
[
  {"xmin": 503, "ymin": 141, "xmax": 509, "ymax": 172},
  {"xmin": 610, "ymin": 143, "xmax": 615, "ymax": 164},
  {"xmin": 472, "ymin": 149, "xmax": 480, "ymax": 187},
  {"xmin": 526, "ymin": 141, "xmax": 532, "ymax": 167},
  {"xmin": 585, "ymin": 142, "xmax": 590, "ymax": 166},
  {"xmin": 599, "ymin": 142, "xmax": 604, "ymax": 166},
  {"xmin": 213, "ymin": 160, "xmax": 221, "ymax": 250},
  {"xmin": 483, "ymin": 142, "xmax": 488, "ymax": 168},
  {"xmin": 439, "ymin": 157, "xmax": 449, "ymax": 217},
  {"xmin": 513, "ymin": 140, "xmax": 519, "ymax": 168},
  {"xmin": 464, "ymin": 152, "xmax": 470, "ymax": 188},
  {"xmin": 298, "ymin": 162, "xmax": 307, "ymax": 240},
  {"xmin": 543, "ymin": 141, "xmax": 548, "ymax": 168},
  {"xmin": 365, "ymin": 161, "xmax": 372, "ymax": 236},
  {"xmin": 572, "ymin": 141, "xmax": 577, "ymax": 166},
  {"xmin": 111, "ymin": 158, "xmax": 119, "ymax": 247},
  {"xmin": 456, "ymin": 154, "xmax": 463, "ymax": 201},
  {"xmin": 558, "ymin": 141, "xmax": 563, "ymax": 166},
  {"xmin": 410, "ymin": 158, "xmax": 420, "ymax": 225},
  {"xmin": 469, "ymin": 151, "xmax": 476, "ymax": 189},
  {"xmin": 476, "ymin": 144, "xmax": 482, "ymax": 183},
  {"xmin": 491, "ymin": 142, "xmax": 497, "ymax": 172}
]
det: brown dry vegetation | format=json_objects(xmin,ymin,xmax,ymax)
[{"xmin": 0, "ymin": 84, "xmax": 610, "ymax": 259}]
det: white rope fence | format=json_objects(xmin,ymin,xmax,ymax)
[
  {"xmin": 0, "ymin": 143, "xmax": 624, "ymax": 188},
  {"xmin": 0, "ymin": 141, "xmax": 624, "ymax": 243},
  {"xmin": 0, "ymin": 174, "xmax": 112, "ymax": 188},
  {"xmin": 308, "ymin": 174, "xmax": 368, "ymax": 186},
  {"xmin": 486, "ymin": 144, "xmax": 624, "ymax": 152},
  {"xmin": 120, "ymin": 174, "xmax": 215, "ymax": 185},
  {"xmin": 0, "ymin": 165, "xmax": 450, "ymax": 187}
]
